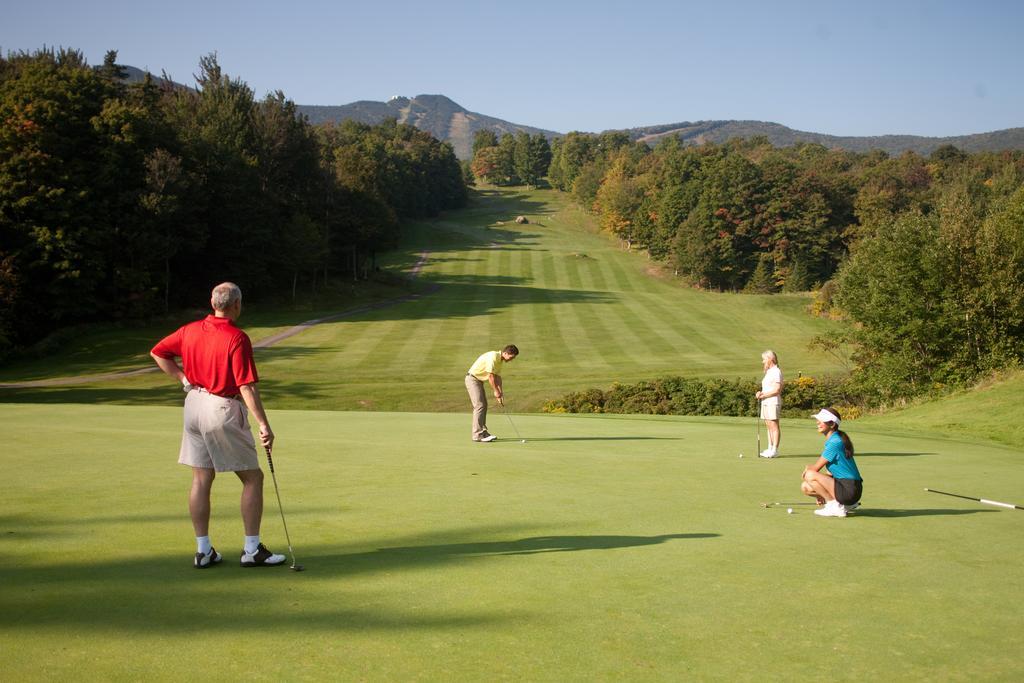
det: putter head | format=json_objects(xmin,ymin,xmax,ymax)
[{"xmin": 290, "ymin": 564, "xmax": 305, "ymax": 572}]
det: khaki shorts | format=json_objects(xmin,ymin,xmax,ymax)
[
  {"xmin": 760, "ymin": 399, "xmax": 780, "ymax": 420},
  {"xmin": 179, "ymin": 390, "xmax": 259, "ymax": 472}
]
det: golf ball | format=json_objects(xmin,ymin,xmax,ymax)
[
  {"xmin": 739, "ymin": 453, "xmax": 744, "ymax": 458},
  {"xmin": 521, "ymin": 439, "xmax": 526, "ymax": 443},
  {"xmin": 787, "ymin": 508, "xmax": 793, "ymax": 514}
]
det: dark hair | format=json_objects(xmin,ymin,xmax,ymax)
[
  {"xmin": 823, "ymin": 407, "xmax": 855, "ymax": 459},
  {"xmin": 502, "ymin": 344, "xmax": 519, "ymax": 356}
]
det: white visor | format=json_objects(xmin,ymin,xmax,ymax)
[{"xmin": 811, "ymin": 409, "xmax": 840, "ymax": 425}]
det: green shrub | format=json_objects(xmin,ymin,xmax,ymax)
[{"xmin": 542, "ymin": 374, "xmax": 865, "ymax": 417}]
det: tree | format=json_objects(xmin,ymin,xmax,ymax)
[
  {"xmin": 834, "ymin": 213, "xmax": 950, "ymax": 399},
  {"xmin": 0, "ymin": 48, "xmax": 121, "ymax": 337},
  {"xmin": 744, "ymin": 253, "xmax": 775, "ymax": 293},
  {"xmin": 472, "ymin": 129, "xmax": 498, "ymax": 157},
  {"xmin": 471, "ymin": 145, "xmax": 502, "ymax": 184},
  {"xmin": 496, "ymin": 133, "xmax": 519, "ymax": 185},
  {"xmin": 548, "ymin": 132, "xmax": 595, "ymax": 191}
]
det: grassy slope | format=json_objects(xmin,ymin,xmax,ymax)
[
  {"xmin": 2, "ymin": 404, "xmax": 1021, "ymax": 680},
  {"xmin": 861, "ymin": 369, "xmax": 1024, "ymax": 448},
  {"xmin": 0, "ymin": 187, "xmax": 842, "ymax": 412}
]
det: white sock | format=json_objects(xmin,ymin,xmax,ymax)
[
  {"xmin": 244, "ymin": 535, "xmax": 260, "ymax": 554},
  {"xmin": 197, "ymin": 536, "xmax": 212, "ymax": 554}
]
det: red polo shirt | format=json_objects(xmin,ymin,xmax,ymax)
[{"xmin": 151, "ymin": 315, "xmax": 258, "ymax": 397}]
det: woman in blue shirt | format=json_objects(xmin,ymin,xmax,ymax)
[{"xmin": 801, "ymin": 408, "xmax": 863, "ymax": 518}]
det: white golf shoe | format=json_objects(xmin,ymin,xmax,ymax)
[
  {"xmin": 758, "ymin": 448, "xmax": 777, "ymax": 458},
  {"xmin": 814, "ymin": 500, "xmax": 847, "ymax": 518},
  {"xmin": 240, "ymin": 543, "xmax": 287, "ymax": 567}
]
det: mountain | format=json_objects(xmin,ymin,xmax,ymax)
[
  {"xmin": 297, "ymin": 95, "xmax": 559, "ymax": 160},
  {"xmin": 116, "ymin": 66, "xmax": 1024, "ymax": 158},
  {"xmin": 623, "ymin": 119, "xmax": 1024, "ymax": 156},
  {"xmin": 120, "ymin": 65, "xmax": 192, "ymax": 91}
]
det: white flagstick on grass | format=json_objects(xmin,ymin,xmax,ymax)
[{"xmin": 924, "ymin": 488, "xmax": 1023, "ymax": 510}]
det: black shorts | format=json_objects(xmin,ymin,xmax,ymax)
[{"xmin": 834, "ymin": 478, "xmax": 863, "ymax": 506}]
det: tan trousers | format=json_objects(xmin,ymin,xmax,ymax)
[{"xmin": 465, "ymin": 374, "xmax": 488, "ymax": 440}]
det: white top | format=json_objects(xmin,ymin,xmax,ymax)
[{"xmin": 761, "ymin": 365, "xmax": 782, "ymax": 405}]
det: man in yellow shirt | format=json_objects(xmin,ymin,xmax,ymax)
[{"xmin": 465, "ymin": 345, "xmax": 519, "ymax": 442}]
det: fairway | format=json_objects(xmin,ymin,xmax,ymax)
[
  {"xmin": 3, "ymin": 404, "xmax": 1022, "ymax": 680},
  {"xmin": 0, "ymin": 187, "xmax": 841, "ymax": 412}
]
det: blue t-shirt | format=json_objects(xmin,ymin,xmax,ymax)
[{"xmin": 822, "ymin": 432, "xmax": 862, "ymax": 481}]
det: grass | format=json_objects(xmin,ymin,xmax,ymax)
[
  {"xmin": 2, "ymin": 185, "xmax": 1022, "ymax": 679},
  {"xmin": 861, "ymin": 369, "xmax": 1024, "ymax": 448},
  {"xmin": 0, "ymin": 187, "xmax": 843, "ymax": 411},
  {"xmin": 2, "ymin": 403, "xmax": 1022, "ymax": 680}
]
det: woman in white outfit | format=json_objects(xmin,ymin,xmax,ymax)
[{"xmin": 755, "ymin": 350, "xmax": 783, "ymax": 458}]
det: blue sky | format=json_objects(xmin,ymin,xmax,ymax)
[{"xmin": 4, "ymin": 0, "xmax": 1022, "ymax": 136}]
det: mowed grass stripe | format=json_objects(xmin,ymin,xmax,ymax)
[
  {"xmin": 597, "ymin": 292, "xmax": 684, "ymax": 359},
  {"xmin": 561, "ymin": 256, "xmax": 679, "ymax": 359},
  {"xmin": 551, "ymin": 255, "xmax": 641, "ymax": 365},
  {"xmin": 574, "ymin": 253, "xmax": 608, "ymax": 294},
  {"xmin": 378, "ymin": 252, "xmax": 479, "ymax": 373},
  {"xmin": 356, "ymin": 251, "xmax": 472, "ymax": 375},
  {"xmin": 537, "ymin": 251, "xmax": 616, "ymax": 370},
  {"xmin": 524, "ymin": 249, "xmax": 577, "ymax": 370},
  {"xmin": 342, "ymin": 245, "xmax": 474, "ymax": 378},
  {"xmin": 634, "ymin": 291, "xmax": 756, "ymax": 365},
  {"xmin": 600, "ymin": 249, "xmax": 641, "ymax": 293}
]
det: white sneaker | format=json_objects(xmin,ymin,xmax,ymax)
[
  {"xmin": 758, "ymin": 448, "xmax": 777, "ymax": 458},
  {"xmin": 480, "ymin": 434, "xmax": 497, "ymax": 442},
  {"xmin": 814, "ymin": 500, "xmax": 847, "ymax": 518}
]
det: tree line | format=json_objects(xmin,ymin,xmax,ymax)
[
  {"xmin": 537, "ymin": 130, "xmax": 1024, "ymax": 404},
  {"xmin": 0, "ymin": 48, "xmax": 466, "ymax": 356},
  {"xmin": 469, "ymin": 129, "xmax": 552, "ymax": 187}
]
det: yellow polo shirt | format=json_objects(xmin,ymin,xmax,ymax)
[{"xmin": 468, "ymin": 351, "xmax": 504, "ymax": 381}]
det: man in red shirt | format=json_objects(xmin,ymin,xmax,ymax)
[{"xmin": 151, "ymin": 282, "xmax": 286, "ymax": 568}]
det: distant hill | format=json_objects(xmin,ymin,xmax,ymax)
[
  {"xmin": 297, "ymin": 95, "xmax": 559, "ymax": 160},
  {"xmin": 116, "ymin": 65, "xmax": 1024, "ymax": 157},
  {"xmin": 120, "ymin": 65, "xmax": 191, "ymax": 91},
  {"xmin": 625, "ymin": 119, "xmax": 1024, "ymax": 156}
]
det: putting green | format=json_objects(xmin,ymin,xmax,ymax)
[{"xmin": 3, "ymin": 403, "xmax": 1021, "ymax": 680}]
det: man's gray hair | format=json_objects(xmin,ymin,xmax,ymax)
[{"xmin": 211, "ymin": 282, "xmax": 242, "ymax": 311}]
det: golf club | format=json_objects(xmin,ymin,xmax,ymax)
[
  {"xmin": 760, "ymin": 501, "xmax": 819, "ymax": 508},
  {"xmin": 501, "ymin": 402, "xmax": 525, "ymax": 443},
  {"xmin": 924, "ymin": 488, "xmax": 1023, "ymax": 510},
  {"xmin": 756, "ymin": 402, "xmax": 761, "ymax": 456},
  {"xmin": 264, "ymin": 445, "xmax": 305, "ymax": 571}
]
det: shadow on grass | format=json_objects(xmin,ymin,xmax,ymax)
[
  {"xmin": 369, "ymin": 533, "xmax": 718, "ymax": 557},
  {"xmin": 0, "ymin": 379, "xmax": 336, "ymax": 406},
  {"xmin": 0, "ymin": 555, "xmax": 511, "ymax": 632},
  {"xmin": 307, "ymin": 533, "xmax": 720, "ymax": 576},
  {"xmin": 506, "ymin": 437, "xmax": 681, "ymax": 442},
  {"xmin": 256, "ymin": 346, "xmax": 326, "ymax": 362},
  {"xmin": 0, "ymin": 385, "xmax": 180, "ymax": 405},
  {"xmin": 1, "ymin": 528, "xmax": 715, "ymax": 633},
  {"xmin": 319, "ymin": 281, "xmax": 615, "ymax": 325},
  {"xmin": 854, "ymin": 508, "xmax": 997, "ymax": 517},
  {"xmin": 758, "ymin": 451, "xmax": 933, "ymax": 459},
  {"xmin": 470, "ymin": 189, "xmax": 553, "ymax": 218}
]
